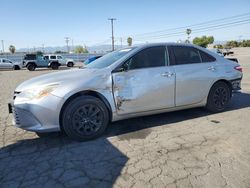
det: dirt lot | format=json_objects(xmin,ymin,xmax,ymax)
[{"xmin": 0, "ymin": 49, "xmax": 250, "ymax": 188}]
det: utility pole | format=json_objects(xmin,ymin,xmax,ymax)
[
  {"xmin": 65, "ymin": 37, "xmax": 70, "ymax": 53},
  {"xmin": 1, "ymin": 40, "xmax": 4, "ymax": 53},
  {"xmin": 42, "ymin": 44, "xmax": 45, "ymax": 53},
  {"xmin": 120, "ymin": 38, "xmax": 123, "ymax": 48},
  {"xmin": 108, "ymin": 18, "xmax": 116, "ymax": 51},
  {"xmin": 71, "ymin": 39, "xmax": 74, "ymax": 51}
]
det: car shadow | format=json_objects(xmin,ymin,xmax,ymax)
[
  {"xmin": 105, "ymin": 92, "xmax": 250, "ymax": 138},
  {"xmin": 0, "ymin": 92, "xmax": 249, "ymax": 187},
  {"xmin": 0, "ymin": 135, "xmax": 127, "ymax": 187}
]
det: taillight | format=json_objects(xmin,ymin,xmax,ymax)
[{"xmin": 234, "ymin": 65, "xmax": 242, "ymax": 72}]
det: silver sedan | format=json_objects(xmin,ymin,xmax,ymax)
[
  {"xmin": 0, "ymin": 58, "xmax": 22, "ymax": 70},
  {"xmin": 9, "ymin": 43, "xmax": 243, "ymax": 141}
]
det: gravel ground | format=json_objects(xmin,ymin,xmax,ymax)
[{"xmin": 0, "ymin": 49, "xmax": 250, "ymax": 188}]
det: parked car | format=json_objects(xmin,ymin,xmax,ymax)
[
  {"xmin": 83, "ymin": 55, "xmax": 102, "ymax": 65},
  {"xmin": 9, "ymin": 43, "xmax": 243, "ymax": 141},
  {"xmin": 44, "ymin": 54, "xmax": 74, "ymax": 67},
  {"xmin": 208, "ymin": 48, "xmax": 224, "ymax": 57},
  {"xmin": 208, "ymin": 49, "xmax": 239, "ymax": 63},
  {"xmin": 23, "ymin": 53, "xmax": 60, "ymax": 71},
  {"xmin": 222, "ymin": 47, "xmax": 234, "ymax": 56},
  {"xmin": 0, "ymin": 58, "xmax": 22, "ymax": 70}
]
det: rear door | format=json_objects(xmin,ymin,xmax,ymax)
[
  {"xmin": 112, "ymin": 46, "xmax": 175, "ymax": 114},
  {"xmin": 169, "ymin": 45, "xmax": 218, "ymax": 106}
]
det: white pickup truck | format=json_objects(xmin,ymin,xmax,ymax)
[{"xmin": 44, "ymin": 54, "xmax": 74, "ymax": 67}]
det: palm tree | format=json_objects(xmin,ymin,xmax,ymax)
[{"xmin": 9, "ymin": 45, "xmax": 16, "ymax": 54}]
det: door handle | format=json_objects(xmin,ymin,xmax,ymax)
[
  {"xmin": 208, "ymin": 66, "xmax": 216, "ymax": 71},
  {"xmin": 161, "ymin": 72, "xmax": 175, "ymax": 77}
]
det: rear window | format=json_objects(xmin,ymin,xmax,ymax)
[
  {"xmin": 199, "ymin": 50, "xmax": 216, "ymax": 62},
  {"xmin": 172, "ymin": 46, "xmax": 202, "ymax": 65}
]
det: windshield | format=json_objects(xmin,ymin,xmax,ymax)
[{"xmin": 85, "ymin": 47, "xmax": 135, "ymax": 69}]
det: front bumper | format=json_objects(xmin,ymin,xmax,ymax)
[{"xmin": 9, "ymin": 93, "xmax": 63, "ymax": 133}]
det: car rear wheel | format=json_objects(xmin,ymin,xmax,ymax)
[
  {"xmin": 51, "ymin": 63, "xmax": 59, "ymax": 70},
  {"xmin": 62, "ymin": 95, "xmax": 109, "ymax": 141},
  {"xmin": 206, "ymin": 81, "xmax": 231, "ymax": 112},
  {"xmin": 27, "ymin": 63, "xmax": 36, "ymax": 71},
  {"xmin": 67, "ymin": 62, "xmax": 74, "ymax": 67}
]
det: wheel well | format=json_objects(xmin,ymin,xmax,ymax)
[
  {"xmin": 26, "ymin": 62, "xmax": 36, "ymax": 67},
  {"xmin": 14, "ymin": 65, "xmax": 20, "ymax": 70},
  {"xmin": 50, "ymin": 61, "xmax": 59, "ymax": 65},
  {"xmin": 212, "ymin": 79, "xmax": 233, "ymax": 96},
  {"xmin": 59, "ymin": 90, "xmax": 112, "ymax": 132}
]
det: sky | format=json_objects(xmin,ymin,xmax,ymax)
[{"xmin": 1, "ymin": 0, "xmax": 250, "ymax": 50}]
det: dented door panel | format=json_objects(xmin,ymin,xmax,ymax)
[{"xmin": 112, "ymin": 67, "xmax": 175, "ymax": 115}]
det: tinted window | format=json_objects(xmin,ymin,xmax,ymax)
[
  {"xmin": 172, "ymin": 46, "xmax": 201, "ymax": 65},
  {"xmin": 24, "ymin": 54, "xmax": 36, "ymax": 60},
  {"xmin": 44, "ymin": 56, "xmax": 49, "ymax": 60},
  {"xmin": 50, "ymin": 56, "xmax": 56, "ymax": 59},
  {"xmin": 199, "ymin": 50, "xmax": 216, "ymax": 62},
  {"xmin": 127, "ymin": 46, "xmax": 166, "ymax": 70}
]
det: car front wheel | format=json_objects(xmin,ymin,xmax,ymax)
[
  {"xmin": 62, "ymin": 95, "xmax": 109, "ymax": 141},
  {"xmin": 206, "ymin": 81, "xmax": 231, "ymax": 112}
]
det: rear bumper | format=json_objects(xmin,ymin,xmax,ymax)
[{"xmin": 230, "ymin": 78, "xmax": 242, "ymax": 91}]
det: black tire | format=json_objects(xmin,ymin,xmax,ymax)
[
  {"xmin": 62, "ymin": 95, "xmax": 109, "ymax": 141},
  {"xmin": 206, "ymin": 81, "xmax": 231, "ymax": 112},
  {"xmin": 67, "ymin": 62, "xmax": 74, "ymax": 67},
  {"xmin": 51, "ymin": 63, "xmax": 59, "ymax": 70},
  {"xmin": 27, "ymin": 63, "xmax": 36, "ymax": 71},
  {"xmin": 13, "ymin": 65, "xmax": 20, "ymax": 70}
]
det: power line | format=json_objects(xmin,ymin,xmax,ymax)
[
  {"xmin": 131, "ymin": 18, "xmax": 250, "ymax": 41},
  {"xmin": 133, "ymin": 20, "xmax": 250, "ymax": 41},
  {"xmin": 125, "ymin": 12, "xmax": 250, "ymax": 39}
]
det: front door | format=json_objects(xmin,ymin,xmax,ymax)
[{"xmin": 112, "ymin": 46, "xmax": 175, "ymax": 115}]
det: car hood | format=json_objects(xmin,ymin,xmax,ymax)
[{"xmin": 15, "ymin": 68, "xmax": 98, "ymax": 91}]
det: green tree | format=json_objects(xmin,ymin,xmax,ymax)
[
  {"xmin": 9, "ymin": 45, "xmax": 16, "ymax": 54},
  {"xmin": 225, "ymin": 40, "xmax": 239, "ymax": 48},
  {"xmin": 193, "ymin": 36, "xmax": 214, "ymax": 48},
  {"xmin": 127, "ymin": 37, "xmax": 132, "ymax": 46},
  {"xmin": 74, "ymin": 45, "xmax": 88, "ymax": 53}
]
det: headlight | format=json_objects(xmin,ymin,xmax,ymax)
[{"xmin": 18, "ymin": 84, "xmax": 59, "ymax": 101}]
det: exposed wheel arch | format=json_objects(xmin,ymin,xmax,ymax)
[{"xmin": 59, "ymin": 90, "xmax": 112, "ymax": 132}]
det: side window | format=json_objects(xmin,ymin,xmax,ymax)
[
  {"xmin": 44, "ymin": 56, "xmax": 49, "ymax": 60},
  {"xmin": 172, "ymin": 46, "xmax": 202, "ymax": 65},
  {"xmin": 57, "ymin": 56, "xmax": 62, "ymax": 59},
  {"xmin": 127, "ymin": 46, "xmax": 167, "ymax": 70},
  {"xmin": 2, "ymin": 59, "xmax": 6, "ymax": 63},
  {"xmin": 199, "ymin": 50, "xmax": 216, "ymax": 63},
  {"xmin": 51, "ymin": 56, "xmax": 56, "ymax": 59}
]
